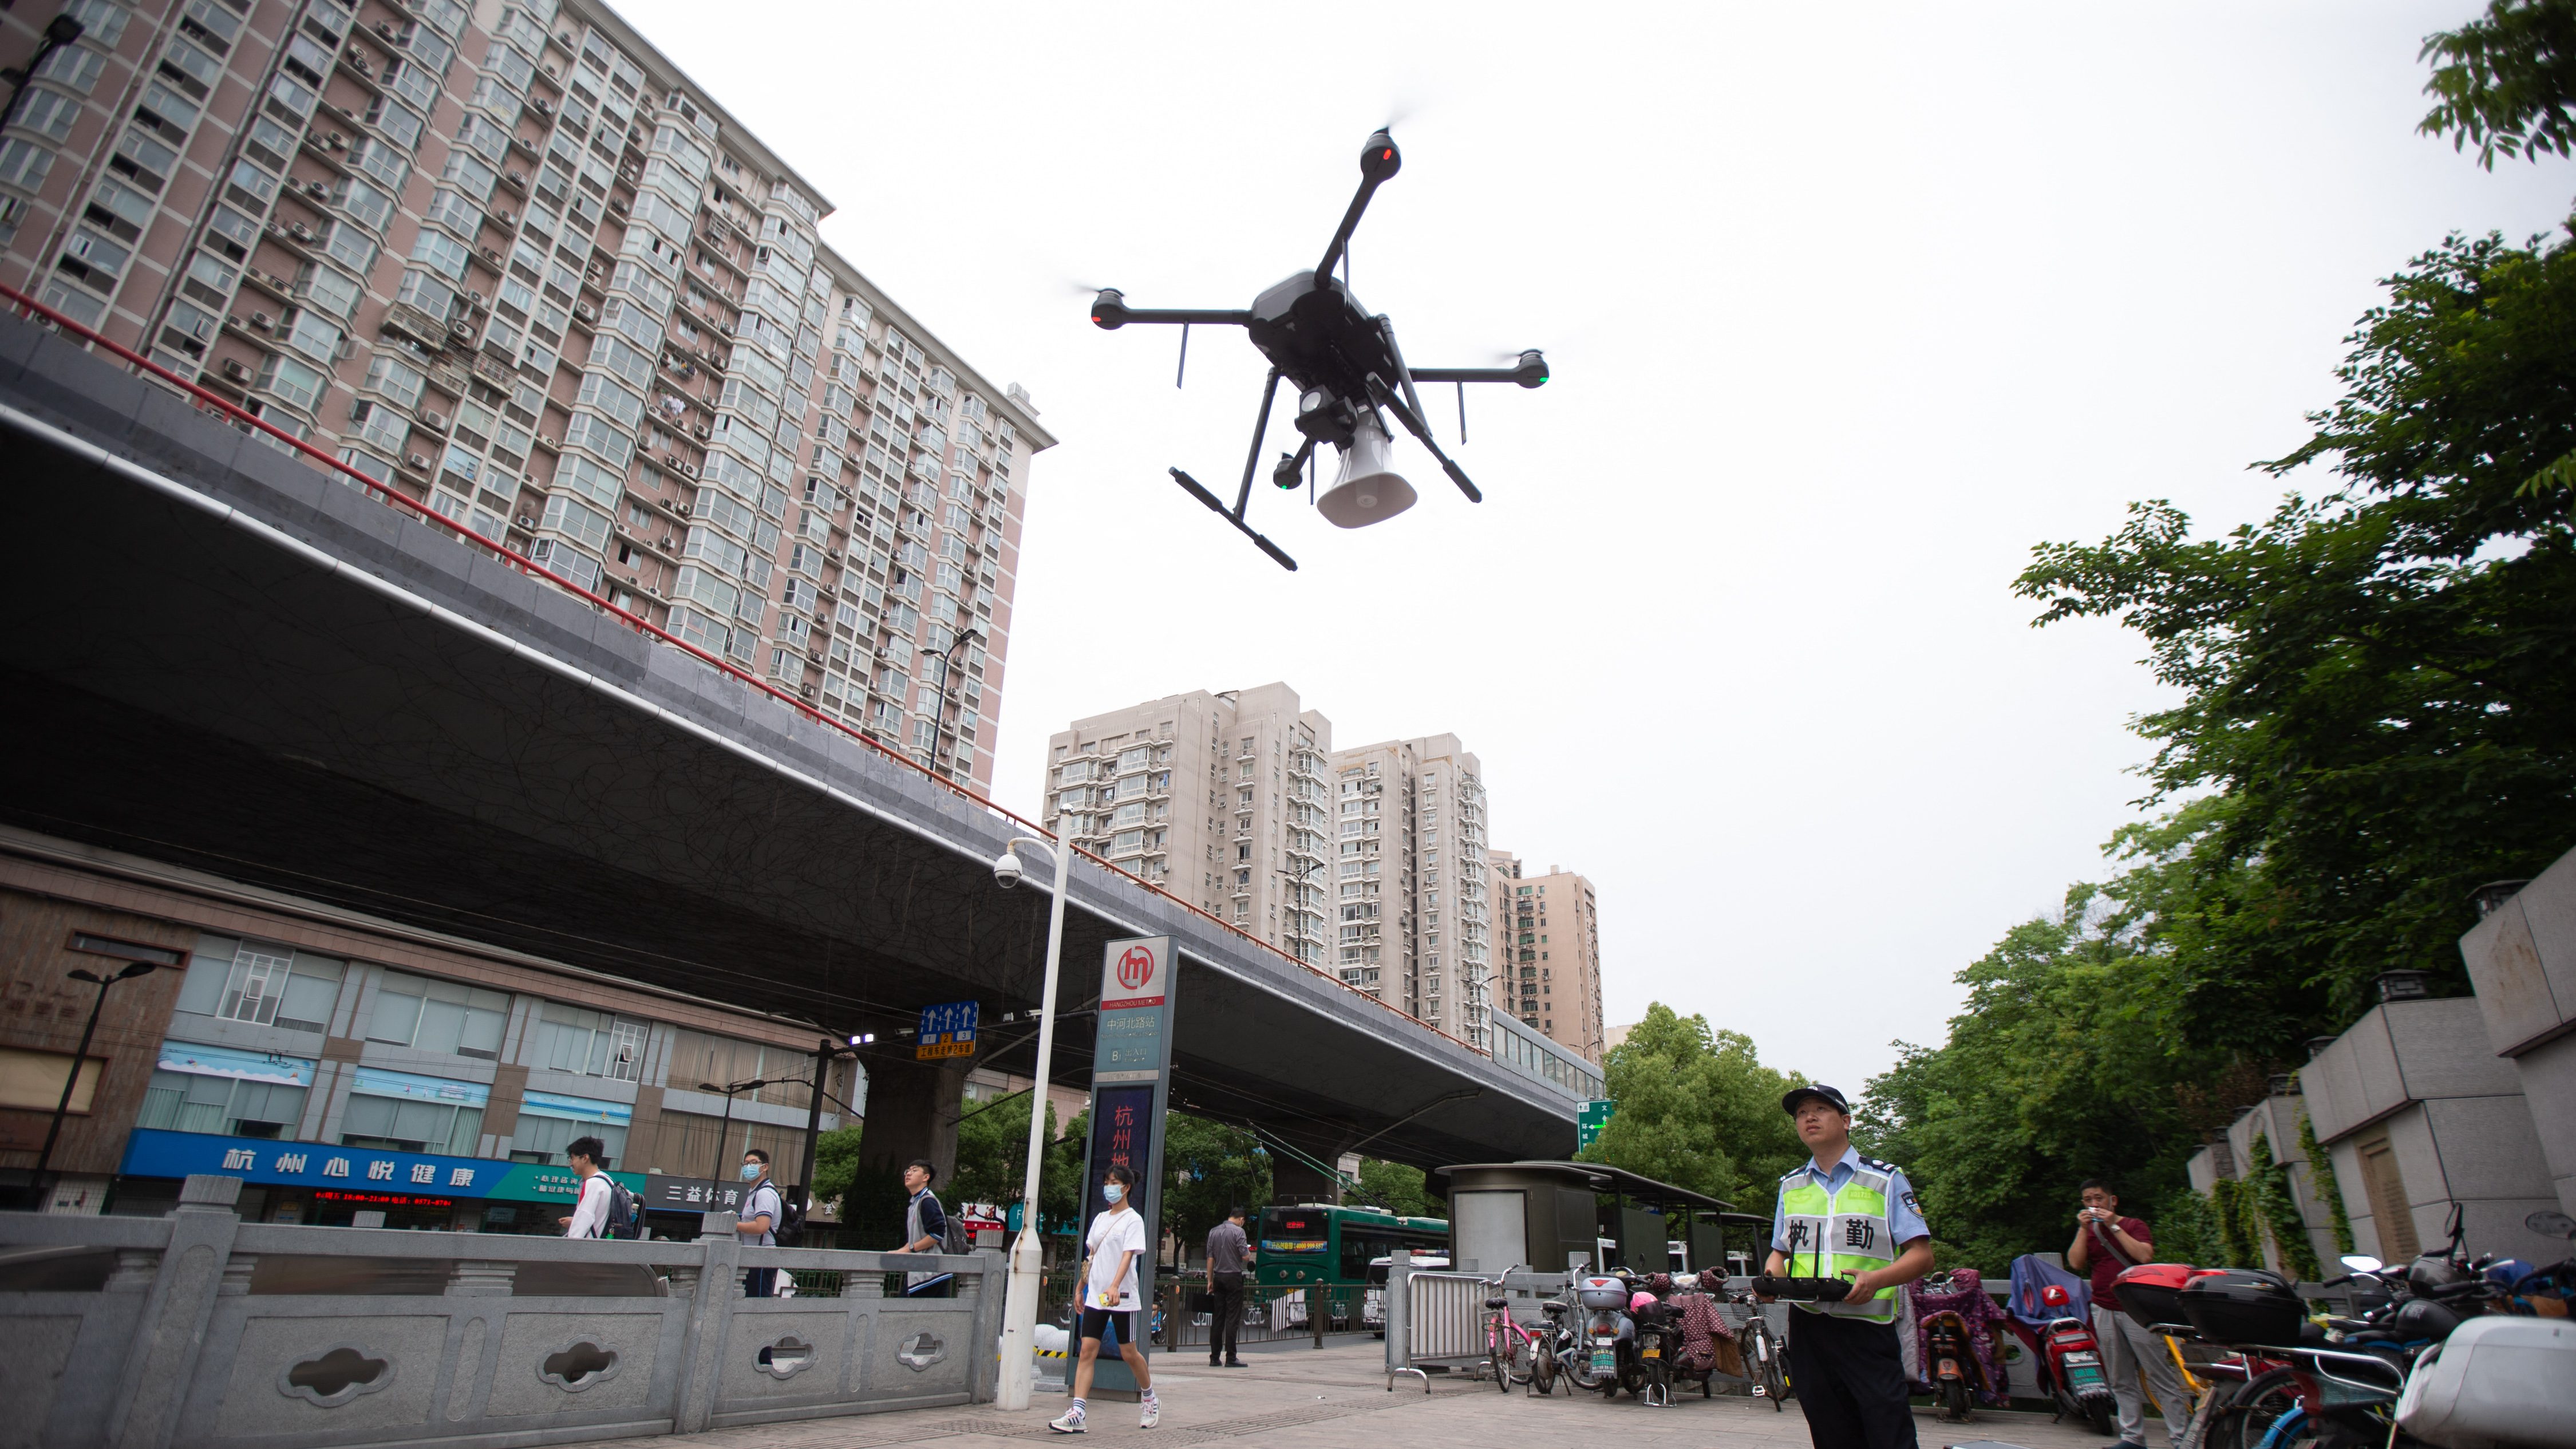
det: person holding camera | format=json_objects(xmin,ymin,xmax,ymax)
[{"xmin": 2068, "ymin": 1179, "xmax": 2191, "ymax": 1449}]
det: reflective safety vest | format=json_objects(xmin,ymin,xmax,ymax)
[{"xmin": 1777, "ymin": 1155, "xmax": 1903, "ymax": 1321}]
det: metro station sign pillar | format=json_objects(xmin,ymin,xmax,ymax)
[{"xmin": 1069, "ymin": 935, "xmax": 1176, "ymax": 1397}]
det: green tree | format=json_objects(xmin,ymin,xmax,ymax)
[
  {"xmin": 811, "ymin": 1122, "xmax": 864, "ymax": 1220},
  {"xmin": 948, "ymin": 1092, "xmax": 1073, "ymax": 1221},
  {"xmin": 1354, "ymin": 1159, "xmax": 1442, "ymax": 1219},
  {"xmin": 1157, "ymin": 1111, "xmax": 1271, "ymax": 1249},
  {"xmin": 1870, "ymin": 11, "xmax": 2576, "ymax": 1271},
  {"xmin": 1577, "ymin": 1003, "xmax": 1809, "ymax": 1206},
  {"xmin": 2418, "ymin": 1, "xmax": 2576, "ymax": 171},
  {"xmin": 1859, "ymin": 868, "xmax": 2231, "ymax": 1273},
  {"xmin": 2017, "ymin": 230, "xmax": 2576, "ymax": 1036}
]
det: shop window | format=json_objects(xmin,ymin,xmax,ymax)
[
  {"xmin": 366, "ymin": 971, "xmax": 510, "ymax": 1059},
  {"xmin": 650, "ymin": 1110, "xmax": 803, "ymax": 1180},
  {"xmin": 138, "ymin": 1043, "xmax": 315, "ymax": 1138},
  {"xmin": 508, "ymin": 1105, "xmax": 630, "ymax": 1167},
  {"xmin": 666, "ymin": 1029, "xmax": 812, "ymax": 1112},
  {"xmin": 529, "ymin": 1004, "xmax": 644, "ymax": 1081},
  {"xmin": 338, "ymin": 1067, "xmax": 485, "ymax": 1155}
]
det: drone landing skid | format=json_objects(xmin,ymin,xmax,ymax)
[{"xmin": 1171, "ymin": 468, "xmax": 1296, "ymax": 571}]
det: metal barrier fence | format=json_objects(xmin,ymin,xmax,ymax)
[
  {"xmin": 1384, "ymin": 1258, "xmax": 1571, "ymax": 1392},
  {"xmin": 1167, "ymin": 1283, "xmax": 1364, "ymax": 1353},
  {"xmin": 0, "ymin": 1174, "xmax": 1002, "ymax": 1448}
]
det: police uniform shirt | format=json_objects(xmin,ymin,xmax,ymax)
[{"xmin": 1770, "ymin": 1144, "xmax": 1930, "ymax": 1265}]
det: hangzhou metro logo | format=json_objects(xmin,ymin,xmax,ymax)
[{"xmin": 1116, "ymin": 945, "xmax": 1155, "ymax": 990}]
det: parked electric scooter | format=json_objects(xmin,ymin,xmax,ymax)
[
  {"xmin": 2396, "ymin": 1209, "xmax": 2576, "ymax": 1449},
  {"xmin": 1571, "ymin": 1272, "xmax": 1637, "ymax": 1398},
  {"xmin": 1914, "ymin": 1269, "xmax": 1992, "ymax": 1422},
  {"xmin": 1629, "ymin": 1288, "xmax": 1676, "ymax": 1406},
  {"xmin": 2032, "ymin": 1282, "xmax": 2117, "ymax": 1434}
]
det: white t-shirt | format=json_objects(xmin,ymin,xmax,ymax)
[
  {"xmin": 738, "ymin": 1181, "xmax": 782, "ymax": 1246},
  {"xmin": 566, "ymin": 1173, "xmax": 612, "ymax": 1238},
  {"xmin": 1084, "ymin": 1206, "xmax": 1148, "ymax": 1310}
]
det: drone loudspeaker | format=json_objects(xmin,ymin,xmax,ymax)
[{"xmin": 1315, "ymin": 413, "xmax": 1415, "ymax": 529}]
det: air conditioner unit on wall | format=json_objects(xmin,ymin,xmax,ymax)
[
  {"xmin": 220, "ymin": 359, "xmax": 249, "ymax": 381},
  {"xmin": 406, "ymin": 453, "xmax": 430, "ymax": 471}
]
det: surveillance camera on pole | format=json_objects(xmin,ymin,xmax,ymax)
[{"xmin": 991, "ymin": 850, "xmax": 1025, "ymax": 890}]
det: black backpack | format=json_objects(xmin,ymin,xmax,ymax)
[
  {"xmin": 772, "ymin": 1188, "xmax": 806, "ymax": 1247},
  {"xmin": 602, "ymin": 1177, "xmax": 643, "ymax": 1239}
]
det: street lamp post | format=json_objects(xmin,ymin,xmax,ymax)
[
  {"xmin": 33, "ymin": 961, "xmax": 159, "ymax": 1180},
  {"xmin": 1275, "ymin": 858, "xmax": 1325, "ymax": 962},
  {"xmin": 991, "ymin": 832, "xmax": 1073, "ymax": 1411},
  {"xmin": 697, "ymin": 1076, "xmax": 768, "ymax": 1182},
  {"xmin": 924, "ymin": 627, "xmax": 982, "ymax": 781}
]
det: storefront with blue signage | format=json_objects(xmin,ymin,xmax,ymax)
[{"xmin": 116, "ymin": 1128, "xmax": 758, "ymax": 1234}]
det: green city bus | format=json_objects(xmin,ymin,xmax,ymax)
[{"xmin": 1255, "ymin": 1203, "xmax": 1449, "ymax": 1287}]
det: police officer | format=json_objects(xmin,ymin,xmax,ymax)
[{"xmin": 1765, "ymin": 1083, "xmax": 1935, "ymax": 1449}]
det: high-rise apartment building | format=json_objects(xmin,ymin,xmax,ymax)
[
  {"xmin": 0, "ymin": 0, "xmax": 1048, "ymax": 789},
  {"xmin": 1323, "ymin": 733, "xmax": 1494, "ymax": 1050},
  {"xmin": 1041, "ymin": 684, "xmax": 1333, "ymax": 964},
  {"xmin": 1490, "ymin": 852, "xmax": 1606, "ymax": 1062}
]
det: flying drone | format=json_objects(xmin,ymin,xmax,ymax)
[{"xmin": 1088, "ymin": 128, "xmax": 1548, "ymax": 570}]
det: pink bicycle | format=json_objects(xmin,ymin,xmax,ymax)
[{"xmin": 1481, "ymin": 1268, "xmax": 1543, "ymax": 1391}]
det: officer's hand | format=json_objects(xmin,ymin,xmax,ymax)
[{"xmin": 1842, "ymin": 1269, "xmax": 1880, "ymax": 1304}]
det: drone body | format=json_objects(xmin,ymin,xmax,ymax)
[{"xmin": 1089, "ymin": 129, "xmax": 1548, "ymax": 569}]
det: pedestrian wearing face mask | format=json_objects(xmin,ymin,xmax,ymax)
[
  {"xmin": 737, "ymin": 1148, "xmax": 783, "ymax": 1297},
  {"xmin": 1050, "ymin": 1164, "xmax": 1157, "ymax": 1434}
]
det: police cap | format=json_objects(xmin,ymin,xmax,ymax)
[{"xmin": 1781, "ymin": 1083, "xmax": 1851, "ymax": 1116}]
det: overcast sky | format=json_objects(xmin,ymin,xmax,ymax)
[{"xmin": 622, "ymin": 0, "xmax": 2569, "ymax": 1096}]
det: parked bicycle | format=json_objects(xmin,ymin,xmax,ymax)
[
  {"xmin": 1480, "ymin": 1266, "xmax": 1542, "ymax": 1391},
  {"xmin": 1729, "ymin": 1282, "xmax": 1789, "ymax": 1410}
]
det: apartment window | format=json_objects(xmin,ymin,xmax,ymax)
[
  {"xmin": 254, "ymin": 353, "xmax": 326, "ymax": 414},
  {"xmin": 365, "ymin": 971, "xmax": 511, "ymax": 1059},
  {"xmin": 137, "ymin": 1042, "xmax": 313, "ymax": 1139},
  {"xmin": 170, "ymin": 936, "xmax": 347, "ymax": 1033},
  {"xmin": 339, "ymin": 1066, "xmax": 486, "ymax": 1155}
]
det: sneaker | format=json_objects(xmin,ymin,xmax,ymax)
[
  {"xmin": 1046, "ymin": 1408, "xmax": 1086, "ymax": 1434},
  {"xmin": 1140, "ymin": 1391, "xmax": 1160, "ymax": 1428},
  {"xmin": 1223, "ymin": 1359, "xmax": 1249, "ymax": 1368}
]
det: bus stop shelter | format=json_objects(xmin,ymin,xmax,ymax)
[{"xmin": 1432, "ymin": 1162, "xmax": 1730, "ymax": 1277}]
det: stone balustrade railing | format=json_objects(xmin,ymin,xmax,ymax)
[{"xmin": 0, "ymin": 1175, "xmax": 1000, "ymax": 1449}]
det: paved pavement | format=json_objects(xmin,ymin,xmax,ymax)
[{"xmin": 607, "ymin": 1341, "xmax": 2167, "ymax": 1449}]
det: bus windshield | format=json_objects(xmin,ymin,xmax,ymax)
[{"xmin": 1261, "ymin": 1207, "xmax": 1330, "ymax": 1258}]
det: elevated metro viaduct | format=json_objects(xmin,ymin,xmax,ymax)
[{"xmin": 0, "ymin": 316, "xmax": 1575, "ymax": 1198}]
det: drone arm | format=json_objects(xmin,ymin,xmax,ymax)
[
  {"xmin": 1366, "ymin": 374, "xmax": 1481, "ymax": 504},
  {"xmin": 1113, "ymin": 307, "xmax": 1251, "ymax": 326},
  {"xmin": 1314, "ymin": 173, "xmax": 1387, "ymax": 286},
  {"xmin": 1408, "ymin": 352, "xmax": 1550, "ymax": 388},
  {"xmin": 1089, "ymin": 290, "xmax": 1251, "ymax": 330}
]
